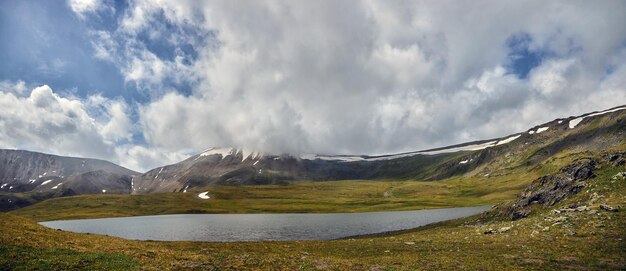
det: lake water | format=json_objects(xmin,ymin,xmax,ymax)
[{"xmin": 40, "ymin": 206, "xmax": 490, "ymax": 242}]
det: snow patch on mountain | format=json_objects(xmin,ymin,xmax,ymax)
[
  {"xmin": 569, "ymin": 106, "xmax": 626, "ymax": 129},
  {"xmin": 198, "ymin": 191, "xmax": 210, "ymax": 199},
  {"xmin": 300, "ymin": 154, "xmax": 365, "ymax": 162},
  {"xmin": 569, "ymin": 117, "xmax": 584, "ymax": 128},
  {"xmin": 421, "ymin": 140, "xmax": 500, "ymax": 155},
  {"xmin": 496, "ymin": 135, "xmax": 521, "ymax": 146},
  {"xmin": 300, "ymin": 135, "xmax": 521, "ymax": 163},
  {"xmin": 239, "ymin": 149, "xmax": 253, "ymax": 161},
  {"xmin": 154, "ymin": 167, "xmax": 164, "ymax": 180},
  {"xmin": 196, "ymin": 148, "xmax": 266, "ymax": 162},
  {"xmin": 198, "ymin": 147, "xmax": 235, "ymax": 159}
]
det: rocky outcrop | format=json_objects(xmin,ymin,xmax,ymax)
[
  {"xmin": 500, "ymin": 150, "xmax": 625, "ymax": 220},
  {"xmin": 506, "ymin": 158, "xmax": 597, "ymax": 220},
  {"xmin": 603, "ymin": 151, "xmax": 626, "ymax": 167}
]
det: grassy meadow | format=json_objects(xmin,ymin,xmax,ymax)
[
  {"xmin": 13, "ymin": 173, "xmax": 534, "ymax": 222},
  {"xmin": 1, "ymin": 149, "xmax": 625, "ymax": 270}
]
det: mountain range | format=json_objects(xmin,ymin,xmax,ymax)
[{"xmin": 1, "ymin": 105, "xmax": 625, "ymax": 209}]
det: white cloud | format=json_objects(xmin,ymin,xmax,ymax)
[
  {"xmin": 105, "ymin": 1, "xmax": 626, "ymax": 157},
  {"xmin": 86, "ymin": 95, "xmax": 133, "ymax": 142},
  {"xmin": 0, "ymin": 85, "xmax": 112, "ymax": 159},
  {"xmin": 0, "ymin": 84, "xmax": 183, "ymax": 172},
  {"xmin": 0, "ymin": 80, "xmax": 27, "ymax": 95},
  {"xmin": 530, "ymin": 58, "xmax": 578, "ymax": 97},
  {"xmin": 68, "ymin": 0, "xmax": 107, "ymax": 18},
  {"xmin": 12, "ymin": 1, "xmax": 626, "ymax": 171},
  {"xmin": 115, "ymin": 145, "xmax": 189, "ymax": 173}
]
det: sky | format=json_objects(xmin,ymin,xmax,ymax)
[{"xmin": 0, "ymin": 0, "xmax": 625, "ymax": 172}]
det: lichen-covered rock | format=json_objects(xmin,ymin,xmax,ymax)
[{"xmin": 505, "ymin": 158, "xmax": 597, "ymax": 220}]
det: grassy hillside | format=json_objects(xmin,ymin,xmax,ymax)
[
  {"xmin": 1, "ymin": 158, "xmax": 625, "ymax": 270},
  {"xmin": 2, "ymin": 145, "xmax": 625, "ymax": 270}
]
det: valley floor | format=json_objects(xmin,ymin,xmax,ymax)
[
  {"xmin": 11, "ymin": 174, "xmax": 533, "ymax": 222},
  {"xmin": 1, "ymin": 151, "xmax": 625, "ymax": 270}
]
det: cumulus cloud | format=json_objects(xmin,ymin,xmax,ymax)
[
  {"xmin": 19, "ymin": 1, "xmax": 626, "ymax": 169},
  {"xmin": 0, "ymin": 80, "xmax": 27, "ymax": 95},
  {"xmin": 117, "ymin": 1, "xmax": 626, "ymax": 156},
  {"xmin": 0, "ymin": 83, "xmax": 185, "ymax": 172},
  {"xmin": 0, "ymin": 84, "xmax": 113, "ymax": 158}
]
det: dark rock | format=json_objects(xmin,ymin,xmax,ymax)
[
  {"xmin": 511, "ymin": 209, "xmax": 531, "ymax": 220},
  {"xmin": 483, "ymin": 227, "xmax": 511, "ymax": 234},
  {"xmin": 503, "ymin": 158, "xmax": 597, "ymax": 220},
  {"xmin": 603, "ymin": 151, "xmax": 626, "ymax": 167},
  {"xmin": 559, "ymin": 159, "xmax": 596, "ymax": 181},
  {"xmin": 600, "ymin": 204, "xmax": 619, "ymax": 212}
]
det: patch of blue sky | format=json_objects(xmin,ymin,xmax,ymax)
[
  {"xmin": 134, "ymin": 11, "xmax": 208, "ymax": 62},
  {"xmin": 0, "ymin": 1, "xmax": 129, "ymax": 100},
  {"xmin": 504, "ymin": 32, "xmax": 547, "ymax": 79},
  {"xmin": 81, "ymin": 1, "xmax": 124, "ymax": 32}
]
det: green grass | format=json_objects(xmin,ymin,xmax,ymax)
[
  {"xmin": 0, "ymin": 164, "xmax": 624, "ymax": 270},
  {"xmin": 0, "ymin": 244, "xmax": 139, "ymax": 271},
  {"xmin": 2, "ymin": 149, "xmax": 625, "ymax": 270},
  {"xmin": 13, "ymin": 171, "xmax": 540, "ymax": 222}
]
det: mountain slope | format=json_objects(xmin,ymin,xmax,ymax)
[
  {"xmin": 133, "ymin": 105, "xmax": 626, "ymax": 194},
  {"xmin": 3, "ymin": 147, "xmax": 625, "ymax": 270},
  {"xmin": 0, "ymin": 150, "xmax": 139, "ymax": 210}
]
